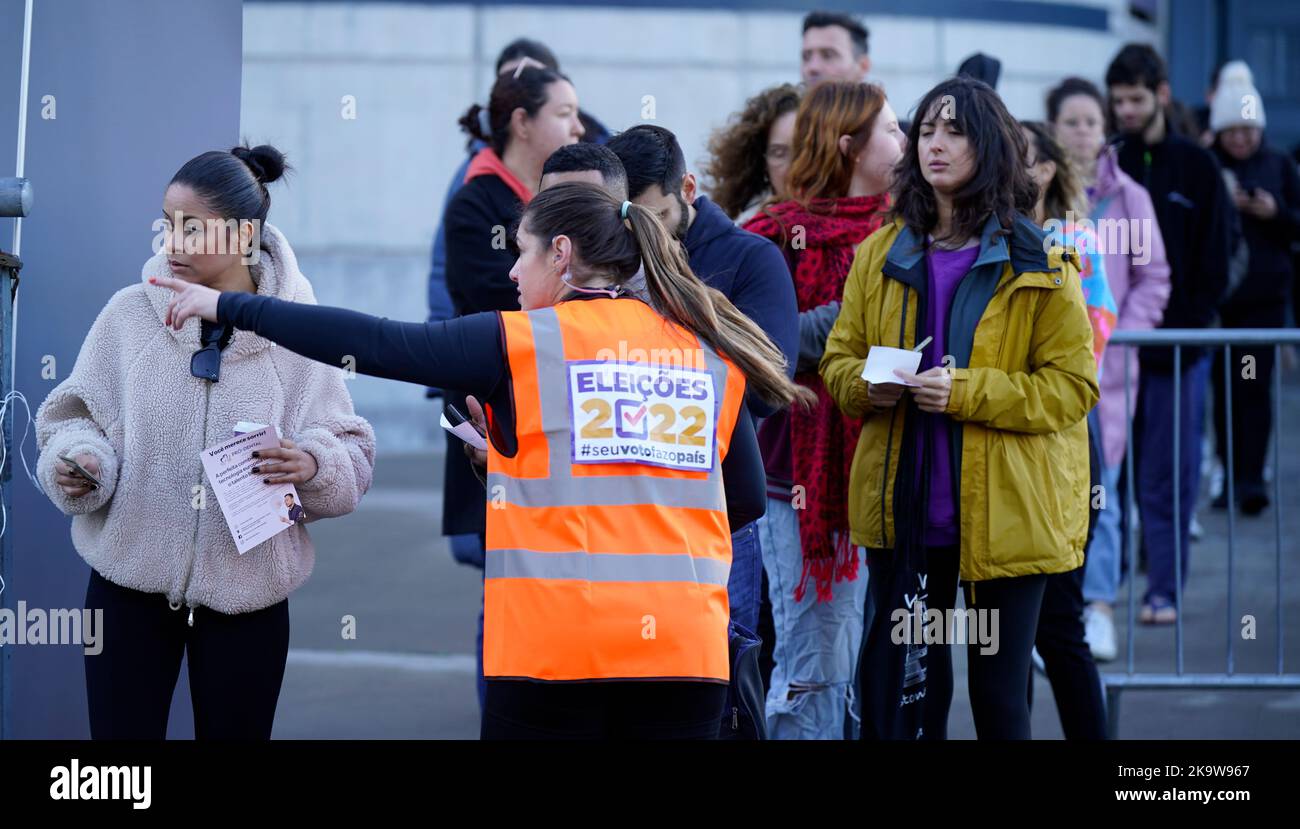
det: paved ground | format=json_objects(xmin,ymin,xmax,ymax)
[{"xmin": 271, "ymin": 377, "xmax": 1300, "ymax": 740}]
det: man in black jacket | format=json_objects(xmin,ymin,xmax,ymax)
[{"xmin": 1106, "ymin": 44, "xmax": 1234, "ymax": 623}]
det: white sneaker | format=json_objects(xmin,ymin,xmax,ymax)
[
  {"xmin": 1190, "ymin": 512, "xmax": 1204, "ymax": 541},
  {"xmin": 1083, "ymin": 604, "xmax": 1118, "ymax": 662}
]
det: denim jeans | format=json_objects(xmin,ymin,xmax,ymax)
[
  {"xmin": 727, "ymin": 522, "xmax": 763, "ymax": 632},
  {"xmin": 756, "ymin": 498, "xmax": 868, "ymax": 739},
  {"xmin": 1137, "ymin": 357, "xmax": 1210, "ymax": 606},
  {"xmin": 1083, "ymin": 462, "xmax": 1123, "ymax": 605}
]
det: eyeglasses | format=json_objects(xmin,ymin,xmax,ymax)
[{"xmin": 190, "ymin": 322, "xmax": 230, "ymax": 382}]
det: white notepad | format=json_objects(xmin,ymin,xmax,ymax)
[{"xmin": 861, "ymin": 346, "xmax": 923, "ymax": 387}]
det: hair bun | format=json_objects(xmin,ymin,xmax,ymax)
[
  {"xmin": 458, "ymin": 104, "xmax": 493, "ymax": 142},
  {"xmin": 232, "ymin": 143, "xmax": 287, "ymax": 185}
]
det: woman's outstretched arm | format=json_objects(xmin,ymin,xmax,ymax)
[
  {"xmin": 218, "ymin": 292, "xmax": 506, "ymax": 398},
  {"xmin": 151, "ymin": 275, "xmax": 508, "ymax": 406}
]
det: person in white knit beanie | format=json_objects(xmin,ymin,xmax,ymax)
[
  {"xmin": 1207, "ymin": 60, "xmax": 1300, "ymax": 519},
  {"xmin": 1210, "ymin": 60, "xmax": 1266, "ymax": 133}
]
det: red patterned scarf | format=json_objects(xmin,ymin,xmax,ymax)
[{"xmin": 743, "ymin": 194, "xmax": 890, "ymax": 601}]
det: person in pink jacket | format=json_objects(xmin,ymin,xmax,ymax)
[{"xmin": 1048, "ymin": 77, "xmax": 1171, "ymax": 660}]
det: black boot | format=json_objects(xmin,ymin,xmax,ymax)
[{"xmin": 1239, "ymin": 481, "xmax": 1270, "ymax": 516}]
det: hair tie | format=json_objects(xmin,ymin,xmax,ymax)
[
  {"xmin": 477, "ymin": 107, "xmax": 492, "ymax": 138},
  {"xmin": 620, "ymin": 200, "xmax": 632, "ymax": 220}
]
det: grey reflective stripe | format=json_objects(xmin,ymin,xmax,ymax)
[
  {"xmin": 500, "ymin": 304, "xmax": 730, "ymax": 511},
  {"xmin": 485, "ymin": 548, "xmax": 730, "ymax": 586},
  {"xmin": 699, "ymin": 344, "xmax": 733, "ymax": 472},
  {"xmin": 485, "ymin": 471, "xmax": 725, "ymax": 510},
  {"xmin": 527, "ymin": 307, "xmax": 572, "ymax": 467}
]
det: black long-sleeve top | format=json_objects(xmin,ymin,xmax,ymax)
[
  {"xmin": 217, "ymin": 292, "xmax": 766, "ymax": 531},
  {"xmin": 440, "ymin": 174, "xmax": 526, "ymax": 536},
  {"xmin": 1114, "ymin": 130, "xmax": 1233, "ymax": 368},
  {"xmin": 1212, "ymin": 140, "xmax": 1300, "ymax": 311}
]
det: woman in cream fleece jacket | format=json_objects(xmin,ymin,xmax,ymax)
[{"xmin": 35, "ymin": 144, "xmax": 375, "ymax": 739}]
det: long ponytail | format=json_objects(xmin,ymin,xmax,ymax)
[
  {"xmin": 521, "ymin": 182, "xmax": 812, "ymax": 409},
  {"xmin": 624, "ymin": 203, "xmax": 815, "ymax": 409}
]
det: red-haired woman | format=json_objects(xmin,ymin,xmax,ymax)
[{"xmin": 742, "ymin": 80, "xmax": 903, "ymax": 739}]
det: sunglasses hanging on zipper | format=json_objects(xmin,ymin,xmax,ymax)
[{"xmin": 190, "ymin": 321, "xmax": 232, "ymax": 382}]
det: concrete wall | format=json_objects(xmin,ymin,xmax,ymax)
[{"xmin": 240, "ymin": 0, "xmax": 1159, "ymax": 450}]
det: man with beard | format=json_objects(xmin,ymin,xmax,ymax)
[{"xmin": 1105, "ymin": 44, "xmax": 1234, "ymax": 625}]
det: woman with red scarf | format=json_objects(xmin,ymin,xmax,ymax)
[{"xmin": 743, "ymin": 80, "xmax": 903, "ymax": 739}]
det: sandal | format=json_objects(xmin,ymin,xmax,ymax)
[{"xmin": 1140, "ymin": 597, "xmax": 1178, "ymax": 625}]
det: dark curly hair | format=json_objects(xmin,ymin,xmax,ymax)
[
  {"xmin": 889, "ymin": 76, "xmax": 1037, "ymax": 247},
  {"xmin": 702, "ymin": 84, "xmax": 802, "ymax": 219}
]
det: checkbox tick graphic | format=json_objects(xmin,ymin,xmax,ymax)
[{"xmin": 624, "ymin": 404, "xmax": 648, "ymax": 427}]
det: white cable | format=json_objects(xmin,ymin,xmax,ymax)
[
  {"xmin": 0, "ymin": 390, "xmax": 41, "ymax": 490},
  {"xmin": 0, "ymin": 390, "xmax": 43, "ymax": 555}
]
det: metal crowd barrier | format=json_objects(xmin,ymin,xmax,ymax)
[
  {"xmin": 0, "ymin": 250, "xmax": 20, "ymax": 740},
  {"xmin": 1101, "ymin": 328, "xmax": 1300, "ymax": 738}
]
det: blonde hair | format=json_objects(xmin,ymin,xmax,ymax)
[{"xmin": 1024, "ymin": 120, "xmax": 1088, "ymax": 221}]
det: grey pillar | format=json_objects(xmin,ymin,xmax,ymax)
[{"xmin": 0, "ymin": 0, "xmax": 243, "ymax": 739}]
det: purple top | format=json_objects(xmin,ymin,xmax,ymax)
[
  {"xmin": 757, "ymin": 410, "xmax": 793, "ymax": 501},
  {"xmin": 918, "ymin": 244, "xmax": 979, "ymax": 547}
]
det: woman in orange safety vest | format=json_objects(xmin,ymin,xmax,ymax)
[{"xmin": 156, "ymin": 181, "xmax": 810, "ymax": 739}]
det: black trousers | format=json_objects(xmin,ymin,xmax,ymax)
[
  {"xmin": 909, "ymin": 545, "xmax": 960, "ymax": 741},
  {"xmin": 1031, "ymin": 566, "xmax": 1107, "ymax": 739},
  {"xmin": 84, "ymin": 569, "xmax": 290, "ymax": 740},
  {"xmin": 1026, "ymin": 408, "xmax": 1107, "ymax": 740},
  {"xmin": 1212, "ymin": 301, "xmax": 1288, "ymax": 490},
  {"xmin": 757, "ymin": 565, "xmax": 776, "ymax": 691},
  {"xmin": 962, "ymin": 573, "xmax": 1047, "ymax": 740},
  {"xmin": 481, "ymin": 678, "xmax": 728, "ymax": 740},
  {"xmin": 870, "ymin": 545, "xmax": 1044, "ymax": 740}
]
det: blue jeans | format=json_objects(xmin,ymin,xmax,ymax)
[
  {"xmin": 1083, "ymin": 461, "xmax": 1123, "ymax": 605},
  {"xmin": 1137, "ymin": 357, "xmax": 1210, "ymax": 607},
  {"xmin": 756, "ymin": 498, "xmax": 868, "ymax": 740},
  {"xmin": 727, "ymin": 523, "xmax": 763, "ymax": 632}
]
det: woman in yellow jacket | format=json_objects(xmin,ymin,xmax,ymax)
[{"xmin": 820, "ymin": 76, "xmax": 1099, "ymax": 740}]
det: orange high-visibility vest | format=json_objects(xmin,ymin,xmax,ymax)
[{"xmin": 483, "ymin": 298, "xmax": 747, "ymax": 682}]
